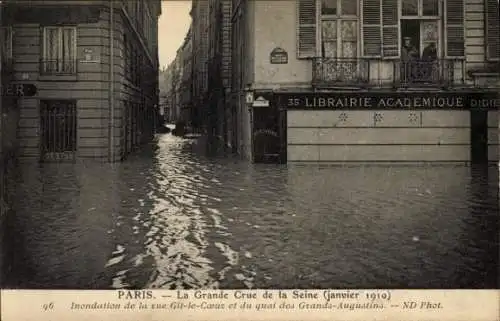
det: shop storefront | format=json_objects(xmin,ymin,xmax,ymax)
[{"xmin": 250, "ymin": 91, "xmax": 499, "ymax": 164}]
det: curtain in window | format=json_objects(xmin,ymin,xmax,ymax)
[
  {"xmin": 62, "ymin": 28, "xmax": 75, "ymax": 73},
  {"xmin": 321, "ymin": 20, "xmax": 337, "ymax": 58},
  {"xmin": 45, "ymin": 28, "xmax": 59, "ymax": 72},
  {"xmin": 341, "ymin": 20, "xmax": 357, "ymax": 58}
]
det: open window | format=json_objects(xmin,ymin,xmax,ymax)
[{"xmin": 401, "ymin": 0, "xmax": 441, "ymax": 58}]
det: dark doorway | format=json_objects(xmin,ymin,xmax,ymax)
[
  {"xmin": 401, "ymin": 20, "xmax": 420, "ymax": 53},
  {"xmin": 40, "ymin": 100, "xmax": 77, "ymax": 162},
  {"xmin": 278, "ymin": 106, "xmax": 287, "ymax": 164},
  {"xmin": 252, "ymin": 105, "xmax": 281, "ymax": 164},
  {"xmin": 470, "ymin": 110, "xmax": 489, "ymax": 164}
]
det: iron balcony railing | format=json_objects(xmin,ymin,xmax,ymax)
[
  {"xmin": 313, "ymin": 57, "xmax": 370, "ymax": 86},
  {"xmin": 394, "ymin": 59, "xmax": 458, "ymax": 87},
  {"xmin": 40, "ymin": 59, "xmax": 77, "ymax": 75},
  {"xmin": 313, "ymin": 57, "xmax": 465, "ymax": 88}
]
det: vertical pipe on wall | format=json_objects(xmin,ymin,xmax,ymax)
[{"xmin": 108, "ymin": 0, "xmax": 115, "ymax": 162}]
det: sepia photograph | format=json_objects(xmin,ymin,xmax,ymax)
[{"xmin": 0, "ymin": 0, "xmax": 498, "ymax": 292}]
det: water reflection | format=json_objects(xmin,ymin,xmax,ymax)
[{"xmin": 1, "ymin": 135, "xmax": 498, "ymax": 289}]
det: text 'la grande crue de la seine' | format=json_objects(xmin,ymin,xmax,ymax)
[{"xmin": 67, "ymin": 290, "xmax": 444, "ymax": 312}]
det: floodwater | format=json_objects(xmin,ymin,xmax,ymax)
[{"xmin": 1, "ymin": 134, "xmax": 498, "ymax": 289}]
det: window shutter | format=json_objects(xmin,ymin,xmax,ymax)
[
  {"xmin": 362, "ymin": 0, "xmax": 382, "ymax": 57},
  {"xmin": 297, "ymin": 0, "xmax": 317, "ymax": 59},
  {"xmin": 486, "ymin": 0, "xmax": 499, "ymax": 60},
  {"xmin": 382, "ymin": 0, "xmax": 399, "ymax": 58},
  {"xmin": 445, "ymin": 0, "xmax": 464, "ymax": 57}
]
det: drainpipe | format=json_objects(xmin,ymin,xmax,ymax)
[{"xmin": 108, "ymin": 0, "xmax": 115, "ymax": 162}]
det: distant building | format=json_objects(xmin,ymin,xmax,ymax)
[
  {"xmin": 172, "ymin": 49, "xmax": 183, "ymax": 122},
  {"xmin": 158, "ymin": 66, "xmax": 169, "ymax": 122},
  {"xmin": 207, "ymin": 0, "xmax": 232, "ymax": 148},
  {"xmin": 191, "ymin": 0, "xmax": 209, "ymax": 131},
  {"xmin": 2, "ymin": 0, "xmax": 161, "ymax": 162},
  {"xmin": 181, "ymin": 26, "xmax": 193, "ymax": 124},
  {"xmin": 230, "ymin": 0, "xmax": 499, "ymax": 164}
]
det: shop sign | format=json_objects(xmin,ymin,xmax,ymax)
[
  {"xmin": 279, "ymin": 92, "xmax": 500, "ymax": 110},
  {"xmin": 1, "ymin": 83, "xmax": 37, "ymax": 97}
]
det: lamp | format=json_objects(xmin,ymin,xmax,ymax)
[{"xmin": 244, "ymin": 85, "xmax": 254, "ymax": 110}]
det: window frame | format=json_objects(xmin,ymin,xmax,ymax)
[
  {"xmin": 485, "ymin": 0, "xmax": 499, "ymax": 61},
  {"xmin": 41, "ymin": 26, "xmax": 77, "ymax": 74},
  {"xmin": 399, "ymin": 0, "xmax": 442, "ymax": 57},
  {"xmin": 317, "ymin": 0, "xmax": 360, "ymax": 58},
  {"xmin": 401, "ymin": 0, "xmax": 440, "ymax": 17}
]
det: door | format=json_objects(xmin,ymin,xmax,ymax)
[
  {"xmin": 252, "ymin": 103, "xmax": 281, "ymax": 164},
  {"xmin": 470, "ymin": 110, "xmax": 489, "ymax": 164},
  {"xmin": 400, "ymin": 18, "xmax": 441, "ymax": 84},
  {"xmin": 40, "ymin": 100, "xmax": 77, "ymax": 162}
]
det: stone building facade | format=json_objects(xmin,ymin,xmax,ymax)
[
  {"xmin": 191, "ymin": 0, "xmax": 209, "ymax": 132},
  {"xmin": 1, "ymin": 0, "xmax": 161, "ymax": 163},
  {"xmin": 207, "ymin": 0, "xmax": 233, "ymax": 148},
  {"xmin": 181, "ymin": 26, "xmax": 193, "ymax": 124},
  {"xmin": 231, "ymin": 0, "xmax": 499, "ymax": 164}
]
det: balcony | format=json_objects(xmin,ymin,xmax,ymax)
[
  {"xmin": 394, "ymin": 59, "xmax": 462, "ymax": 89},
  {"xmin": 312, "ymin": 57, "xmax": 465, "ymax": 89},
  {"xmin": 312, "ymin": 58, "xmax": 370, "ymax": 88},
  {"xmin": 40, "ymin": 59, "xmax": 77, "ymax": 76}
]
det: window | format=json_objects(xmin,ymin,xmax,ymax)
[
  {"xmin": 485, "ymin": 0, "xmax": 499, "ymax": 61},
  {"xmin": 401, "ymin": 0, "xmax": 440, "ymax": 57},
  {"xmin": 402, "ymin": 0, "xmax": 439, "ymax": 16},
  {"xmin": 42, "ymin": 26, "xmax": 77, "ymax": 74},
  {"xmin": 320, "ymin": 0, "xmax": 358, "ymax": 59},
  {"xmin": 297, "ymin": 0, "xmax": 464, "ymax": 59},
  {"xmin": 40, "ymin": 100, "xmax": 77, "ymax": 160}
]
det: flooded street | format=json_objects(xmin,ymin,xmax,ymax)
[{"xmin": 1, "ymin": 134, "xmax": 498, "ymax": 289}]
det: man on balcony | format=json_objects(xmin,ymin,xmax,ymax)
[
  {"xmin": 421, "ymin": 42, "xmax": 438, "ymax": 83},
  {"xmin": 401, "ymin": 36, "xmax": 418, "ymax": 85}
]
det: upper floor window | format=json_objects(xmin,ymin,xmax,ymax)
[
  {"xmin": 401, "ymin": 0, "xmax": 441, "ymax": 58},
  {"xmin": 321, "ymin": 0, "xmax": 357, "ymax": 15},
  {"xmin": 485, "ymin": 0, "xmax": 499, "ymax": 61},
  {"xmin": 402, "ymin": 0, "xmax": 439, "ymax": 16},
  {"xmin": 320, "ymin": 0, "xmax": 359, "ymax": 59},
  {"xmin": 297, "ymin": 0, "xmax": 465, "ymax": 60},
  {"xmin": 42, "ymin": 26, "xmax": 77, "ymax": 74}
]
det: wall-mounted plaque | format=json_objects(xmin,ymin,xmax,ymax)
[
  {"xmin": 81, "ymin": 48, "xmax": 100, "ymax": 63},
  {"xmin": 270, "ymin": 47, "xmax": 288, "ymax": 64}
]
